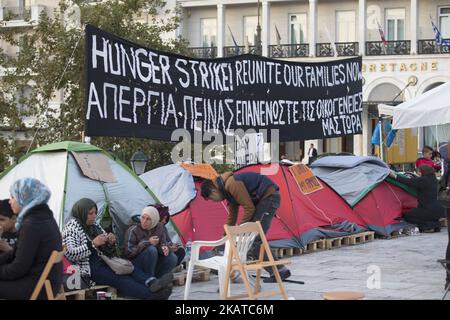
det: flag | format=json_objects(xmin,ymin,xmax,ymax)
[
  {"xmin": 386, "ymin": 128, "xmax": 397, "ymax": 147},
  {"xmin": 324, "ymin": 26, "xmax": 338, "ymax": 57},
  {"xmin": 371, "ymin": 122, "xmax": 396, "ymax": 146},
  {"xmin": 377, "ymin": 20, "xmax": 388, "ymax": 45},
  {"xmin": 275, "ymin": 25, "xmax": 282, "ymax": 47},
  {"xmin": 228, "ymin": 25, "xmax": 240, "ymax": 55},
  {"xmin": 371, "ymin": 123, "xmax": 381, "ymax": 145},
  {"xmin": 431, "ymin": 17, "xmax": 450, "ymax": 46}
]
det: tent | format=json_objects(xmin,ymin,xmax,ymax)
[
  {"xmin": 388, "ymin": 81, "xmax": 450, "ymax": 130},
  {"xmin": 140, "ymin": 163, "xmax": 228, "ymax": 246},
  {"xmin": 235, "ymin": 163, "xmax": 367, "ymax": 248},
  {"xmin": 0, "ymin": 141, "xmax": 163, "ymax": 240},
  {"xmin": 311, "ymin": 155, "xmax": 417, "ymax": 236}
]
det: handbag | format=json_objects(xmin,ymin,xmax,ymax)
[{"xmin": 98, "ymin": 252, "xmax": 134, "ymax": 275}]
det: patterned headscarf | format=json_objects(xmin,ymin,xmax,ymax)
[
  {"xmin": 10, "ymin": 178, "xmax": 51, "ymax": 231},
  {"xmin": 141, "ymin": 206, "xmax": 160, "ymax": 230}
]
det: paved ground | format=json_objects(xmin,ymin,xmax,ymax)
[{"xmin": 170, "ymin": 229, "xmax": 449, "ymax": 300}]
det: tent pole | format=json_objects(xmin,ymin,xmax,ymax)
[
  {"xmin": 378, "ymin": 118, "xmax": 384, "ymax": 162},
  {"xmin": 435, "ymin": 125, "xmax": 439, "ymax": 151}
]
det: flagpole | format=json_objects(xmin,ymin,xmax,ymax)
[{"xmin": 379, "ymin": 118, "xmax": 384, "ymax": 162}]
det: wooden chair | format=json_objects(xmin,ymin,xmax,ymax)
[
  {"xmin": 222, "ymin": 221, "xmax": 290, "ymax": 300},
  {"xmin": 30, "ymin": 247, "xmax": 66, "ymax": 300}
]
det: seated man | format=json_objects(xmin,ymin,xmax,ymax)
[
  {"xmin": 201, "ymin": 171, "xmax": 291, "ymax": 283},
  {"xmin": 0, "ymin": 199, "xmax": 17, "ymax": 253},
  {"xmin": 123, "ymin": 206, "xmax": 177, "ymax": 288}
]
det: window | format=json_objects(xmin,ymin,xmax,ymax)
[
  {"xmin": 385, "ymin": 8, "xmax": 405, "ymax": 41},
  {"xmin": 336, "ymin": 11, "xmax": 355, "ymax": 42},
  {"xmin": 244, "ymin": 16, "xmax": 258, "ymax": 45},
  {"xmin": 289, "ymin": 13, "xmax": 307, "ymax": 44},
  {"xmin": 439, "ymin": 7, "xmax": 450, "ymax": 38},
  {"xmin": 201, "ymin": 18, "xmax": 217, "ymax": 47}
]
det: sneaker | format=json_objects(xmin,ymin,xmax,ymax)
[
  {"xmin": 148, "ymin": 273, "xmax": 174, "ymax": 293},
  {"xmin": 263, "ymin": 269, "xmax": 291, "ymax": 283}
]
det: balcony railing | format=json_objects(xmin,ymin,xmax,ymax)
[
  {"xmin": 316, "ymin": 42, "xmax": 359, "ymax": 57},
  {"xmin": 366, "ymin": 40, "xmax": 411, "ymax": 56},
  {"xmin": 223, "ymin": 45, "xmax": 261, "ymax": 57},
  {"xmin": 268, "ymin": 44, "xmax": 309, "ymax": 58},
  {"xmin": 188, "ymin": 47, "xmax": 217, "ymax": 59},
  {"xmin": 418, "ymin": 39, "xmax": 450, "ymax": 54},
  {"xmin": 1, "ymin": 6, "xmax": 31, "ymax": 21}
]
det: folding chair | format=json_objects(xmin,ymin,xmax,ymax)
[
  {"xmin": 437, "ymin": 259, "xmax": 450, "ymax": 300},
  {"xmin": 30, "ymin": 247, "xmax": 66, "ymax": 300},
  {"xmin": 222, "ymin": 221, "xmax": 290, "ymax": 300}
]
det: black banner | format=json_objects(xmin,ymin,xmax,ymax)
[{"xmin": 85, "ymin": 25, "xmax": 363, "ymax": 142}]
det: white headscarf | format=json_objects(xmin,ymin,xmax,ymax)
[{"xmin": 141, "ymin": 206, "xmax": 160, "ymax": 230}]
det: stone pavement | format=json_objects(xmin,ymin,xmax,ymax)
[{"xmin": 171, "ymin": 229, "xmax": 449, "ymax": 300}]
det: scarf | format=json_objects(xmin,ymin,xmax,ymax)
[
  {"xmin": 10, "ymin": 178, "xmax": 51, "ymax": 231},
  {"xmin": 142, "ymin": 206, "xmax": 160, "ymax": 230}
]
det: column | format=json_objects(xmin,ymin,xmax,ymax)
[
  {"xmin": 358, "ymin": 0, "xmax": 366, "ymax": 55},
  {"xmin": 262, "ymin": 1, "xmax": 270, "ymax": 57},
  {"xmin": 410, "ymin": 0, "xmax": 418, "ymax": 54},
  {"xmin": 217, "ymin": 4, "xmax": 225, "ymax": 58},
  {"xmin": 309, "ymin": 0, "xmax": 317, "ymax": 57}
]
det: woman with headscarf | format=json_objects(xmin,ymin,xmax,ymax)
[
  {"xmin": 390, "ymin": 165, "xmax": 445, "ymax": 232},
  {"xmin": 123, "ymin": 206, "xmax": 177, "ymax": 288},
  {"xmin": 63, "ymin": 198, "xmax": 173, "ymax": 300},
  {"xmin": 0, "ymin": 178, "xmax": 62, "ymax": 300}
]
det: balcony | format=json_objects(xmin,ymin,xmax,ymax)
[
  {"xmin": 223, "ymin": 45, "xmax": 261, "ymax": 57},
  {"xmin": 188, "ymin": 47, "xmax": 217, "ymax": 59},
  {"xmin": 366, "ymin": 40, "xmax": 411, "ymax": 56},
  {"xmin": 418, "ymin": 39, "xmax": 450, "ymax": 54},
  {"xmin": 0, "ymin": 5, "xmax": 45, "ymax": 27},
  {"xmin": 268, "ymin": 44, "xmax": 309, "ymax": 58},
  {"xmin": 316, "ymin": 42, "xmax": 359, "ymax": 57}
]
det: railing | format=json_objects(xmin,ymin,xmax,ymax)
[
  {"xmin": 188, "ymin": 47, "xmax": 217, "ymax": 59},
  {"xmin": 223, "ymin": 45, "xmax": 261, "ymax": 57},
  {"xmin": 316, "ymin": 42, "xmax": 359, "ymax": 57},
  {"xmin": 418, "ymin": 39, "xmax": 450, "ymax": 54},
  {"xmin": 268, "ymin": 44, "xmax": 309, "ymax": 58},
  {"xmin": 366, "ymin": 40, "xmax": 410, "ymax": 56},
  {"xmin": 1, "ymin": 6, "xmax": 31, "ymax": 21}
]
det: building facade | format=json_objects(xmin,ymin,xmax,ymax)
[{"xmin": 179, "ymin": 0, "xmax": 450, "ymax": 163}]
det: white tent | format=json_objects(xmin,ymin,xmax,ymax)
[
  {"xmin": 377, "ymin": 81, "xmax": 450, "ymax": 129},
  {"xmin": 0, "ymin": 141, "xmax": 160, "ymax": 239}
]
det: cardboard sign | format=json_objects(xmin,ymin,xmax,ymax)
[
  {"xmin": 289, "ymin": 164, "xmax": 323, "ymax": 195},
  {"xmin": 234, "ymin": 133, "xmax": 264, "ymax": 169},
  {"xmin": 72, "ymin": 151, "xmax": 116, "ymax": 183},
  {"xmin": 180, "ymin": 163, "xmax": 219, "ymax": 180}
]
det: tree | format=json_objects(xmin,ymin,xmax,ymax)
[{"xmin": 0, "ymin": 0, "xmax": 190, "ymax": 171}]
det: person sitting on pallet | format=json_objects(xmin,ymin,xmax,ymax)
[
  {"xmin": 0, "ymin": 178, "xmax": 62, "ymax": 299},
  {"xmin": 63, "ymin": 198, "xmax": 173, "ymax": 300},
  {"xmin": 0, "ymin": 199, "xmax": 17, "ymax": 253},
  {"xmin": 123, "ymin": 206, "xmax": 177, "ymax": 289},
  {"xmin": 200, "ymin": 171, "xmax": 291, "ymax": 283}
]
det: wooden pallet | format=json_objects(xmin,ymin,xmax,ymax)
[
  {"xmin": 173, "ymin": 267, "xmax": 211, "ymax": 286},
  {"xmin": 375, "ymin": 229, "xmax": 408, "ymax": 239},
  {"xmin": 64, "ymin": 285, "xmax": 117, "ymax": 300},
  {"xmin": 324, "ymin": 231, "xmax": 375, "ymax": 249},
  {"xmin": 440, "ymin": 218, "xmax": 448, "ymax": 227}
]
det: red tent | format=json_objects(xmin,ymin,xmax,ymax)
[
  {"xmin": 352, "ymin": 181, "xmax": 417, "ymax": 236},
  {"xmin": 234, "ymin": 164, "xmax": 367, "ymax": 247}
]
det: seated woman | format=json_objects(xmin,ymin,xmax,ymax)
[
  {"xmin": 0, "ymin": 199, "xmax": 17, "ymax": 253},
  {"xmin": 390, "ymin": 165, "xmax": 445, "ymax": 232},
  {"xmin": 63, "ymin": 198, "xmax": 173, "ymax": 300},
  {"xmin": 123, "ymin": 206, "xmax": 177, "ymax": 286},
  {"xmin": 0, "ymin": 178, "xmax": 62, "ymax": 300}
]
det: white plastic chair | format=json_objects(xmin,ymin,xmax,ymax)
[{"xmin": 183, "ymin": 222, "xmax": 258, "ymax": 300}]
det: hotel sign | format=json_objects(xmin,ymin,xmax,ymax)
[{"xmin": 362, "ymin": 62, "xmax": 438, "ymax": 73}]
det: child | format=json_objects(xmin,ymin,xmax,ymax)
[{"xmin": 0, "ymin": 199, "xmax": 17, "ymax": 252}]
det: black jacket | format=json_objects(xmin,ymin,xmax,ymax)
[
  {"xmin": 396, "ymin": 174, "xmax": 444, "ymax": 215},
  {"xmin": 0, "ymin": 204, "xmax": 62, "ymax": 288}
]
